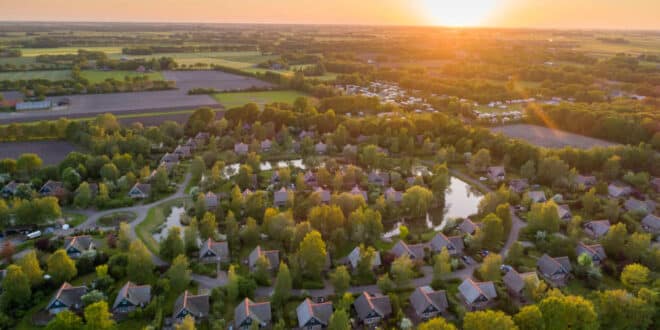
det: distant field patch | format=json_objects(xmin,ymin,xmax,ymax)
[
  {"xmin": 0, "ymin": 140, "xmax": 78, "ymax": 164},
  {"xmin": 20, "ymin": 47, "xmax": 123, "ymax": 57},
  {"xmin": 490, "ymin": 124, "xmax": 619, "ymax": 149},
  {"xmin": 0, "ymin": 70, "xmax": 71, "ymax": 81},
  {"xmin": 111, "ymin": 51, "xmax": 278, "ymax": 69},
  {"xmin": 212, "ymin": 90, "xmax": 309, "ymax": 108},
  {"xmin": 80, "ymin": 70, "xmax": 164, "ymax": 83}
]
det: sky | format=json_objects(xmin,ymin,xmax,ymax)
[{"xmin": 1, "ymin": 0, "xmax": 659, "ymax": 30}]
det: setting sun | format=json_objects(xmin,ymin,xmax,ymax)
[{"xmin": 422, "ymin": 0, "xmax": 498, "ymax": 27}]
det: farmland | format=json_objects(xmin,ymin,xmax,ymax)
[
  {"xmin": 80, "ymin": 70, "xmax": 164, "ymax": 83},
  {"xmin": 20, "ymin": 47, "xmax": 123, "ymax": 57},
  {"xmin": 490, "ymin": 124, "xmax": 619, "ymax": 149},
  {"xmin": 212, "ymin": 90, "xmax": 309, "ymax": 108},
  {"xmin": 0, "ymin": 69, "xmax": 71, "ymax": 81},
  {"xmin": 0, "ymin": 140, "xmax": 78, "ymax": 164}
]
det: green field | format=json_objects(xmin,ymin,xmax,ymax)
[
  {"xmin": 80, "ymin": 70, "xmax": 164, "ymax": 83},
  {"xmin": 19, "ymin": 46, "xmax": 123, "ymax": 57},
  {"xmin": 212, "ymin": 90, "xmax": 309, "ymax": 108},
  {"xmin": 0, "ymin": 69, "xmax": 71, "ymax": 81},
  {"xmin": 110, "ymin": 50, "xmax": 279, "ymax": 69}
]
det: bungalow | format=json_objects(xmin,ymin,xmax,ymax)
[
  {"xmin": 303, "ymin": 170, "xmax": 317, "ymax": 187},
  {"xmin": 63, "ymin": 235, "xmax": 96, "ymax": 258},
  {"xmin": 409, "ymin": 286, "xmax": 448, "ymax": 321},
  {"xmin": 350, "ymin": 185, "xmax": 368, "ymax": 201},
  {"xmin": 199, "ymin": 238, "xmax": 230, "ymax": 263},
  {"xmin": 354, "ymin": 292, "xmax": 392, "ymax": 326},
  {"xmin": 194, "ymin": 132, "xmax": 210, "ymax": 146},
  {"xmin": 652, "ymin": 177, "xmax": 660, "ymax": 193},
  {"xmin": 0, "ymin": 181, "xmax": 18, "ymax": 197},
  {"xmin": 204, "ymin": 192, "xmax": 219, "ymax": 210},
  {"xmin": 624, "ymin": 198, "xmax": 656, "ymax": 215},
  {"xmin": 429, "ymin": 232, "xmax": 464, "ymax": 256},
  {"xmin": 296, "ymin": 298, "xmax": 333, "ymax": 330},
  {"xmin": 575, "ymin": 175, "xmax": 597, "ymax": 189},
  {"xmin": 487, "ymin": 166, "xmax": 506, "ymax": 183},
  {"xmin": 313, "ymin": 187, "xmax": 331, "ymax": 204},
  {"xmin": 390, "ymin": 240, "xmax": 426, "ymax": 260},
  {"xmin": 503, "ymin": 269, "xmax": 539, "ymax": 299},
  {"xmin": 234, "ymin": 142, "xmax": 249, "ymax": 155},
  {"xmin": 315, "ymin": 142, "xmax": 327, "ymax": 154},
  {"xmin": 343, "ymin": 144, "xmax": 357, "ymax": 155},
  {"xmin": 383, "ymin": 187, "xmax": 403, "ymax": 204},
  {"xmin": 299, "ymin": 130, "xmax": 315, "ymax": 139},
  {"xmin": 527, "ymin": 190, "xmax": 547, "ymax": 203},
  {"xmin": 112, "ymin": 282, "xmax": 151, "ymax": 314},
  {"xmin": 641, "ymin": 214, "xmax": 660, "ymax": 234},
  {"xmin": 608, "ymin": 183, "xmax": 632, "ymax": 198},
  {"xmin": 273, "ymin": 187, "xmax": 291, "ymax": 207},
  {"xmin": 161, "ymin": 152, "xmax": 180, "ymax": 164},
  {"xmin": 128, "ymin": 183, "xmax": 151, "ymax": 199},
  {"xmin": 584, "ymin": 220, "xmax": 611, "ymax": 239},
  {"xmin": 458, "ymin": 278, "xmax": 497, "ymax": 311},
  {"xmin": 249, "ymin": 246, "xmax": 280, "ymax": 271},
  {"xmin": 557, "ymin": 204, "xmax": 572, "ymax": 221},
  {"xmin": 235, "ymin": 298, "xmax": 272, "ymax": 329},
  {"xmin": 183, "ymin": 138, "xmax": 197, "ymax": 150},
  {"xmin": 368, "ymin": 171, "xmax": 389, "ymax": 187},
  {"xmin": 576, "ymin": 242, "xmax": 606, "ymax": 265},
  {"xmin": 174, "ymin": 145, "xmax": 192, "ymax": 159},
  {"xmin": 39, "ymin": 180, "xmax": 64, "ymax": 197},
  {"xmin": 458, "ymin": 218, "xmax": 478, "ymax": 235},
  {"xmin": 537, "ymin": 254, "xmax": 572, "ymax": 286},
  {"xmin": 270, "ymin": 171, "xmax": 281, "ymax": 184},
  {"xmin": 46, "ymin": 282, "xmax": 87, "ymax": 314},
  {"xmin": 508, "ymin": 179, "xmax": 529, "ymax": 194},
  {"xmin": 346, "ymin": 246, "xmax": 382, "ymax": 270},
  {"xmin": 260, "ymin": 139, "xmax": 272, "ymax": 152},
  {"xmin": 172, "ymin": 290, "xmax": 210, "ymax": 323}
]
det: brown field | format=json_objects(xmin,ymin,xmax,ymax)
[{"xmin": 490, "ymin": 124, "xmax": 619, "ymax": 149}]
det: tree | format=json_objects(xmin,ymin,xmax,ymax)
[
  {"xmin": 478, "ymin": 253, "xmax": 503, "ymax": 282},
  {"xmin": 602, "ymin": 222, "xmax": 627, "ymax": 258},
  {"xmin": 496, "ymin": 203, "xmax": 512, "ymax": 233},
  {"xmin": 0, "ymin": 265, "xmax": 31, "ymax": 308},
  {"xmin": 623, "ymin": 232, "xmax": 651, "ymax": 262},
  {"xmin": 536, "ymin": 156, "xmax": 569, "ymax": 186},
  {"xmin": 0, "ymin": 241, "xmax": 14, "ymax": 264},
  {"xmin": 514, "ymin": 305, "xmax": 544, "ymax": 330},
  {"xmin": 297, "ymin": 231, "xmax": 327, "ymax": 281},
  {"xmin": 603, "ymin": 155, "xmax": 621, "ymax": 180},
  {"xmin": 190, "ymin": 157, "xmax": 205, "ymax": 181},
  {"xmin": 74, "ymin": 182, "xmax": 92, "ymax": 208},
  {"xmin": 520, "ymin": 160, "xmax": 536, "ymax": 181},
  {"xmin": 199, "ymin": 212, "xmax": 217, "ymax": 240},
  {"xmin": 83, "ymin": 301, "xmax": 115, "ymax": 330},
  {"xmin": 81, "ymin": 290, "xmax": 105, "ymax": 306},
  {"xmin": 620, "ymin": 263, "xmax": 649, "ymax": 291},
  {"xmin": 16, "ymin": 153, "xmax": 42, "ymax": 176},
  {"xmin": 127, "ymin": 240, "xmax": 153, "ymax": 284},
  {"xmin": 327, "ymin": 308, "xmax": 351, "ymax": 330},
  {"xmin": 476, "ymin": 213, "xmax": 504, "ymax": 250},
  {"xmin": 62, "ymin": 167, "xmax": 81, "ymax": 191},
  {"xmin": 469, "ymin": 149, "xmax": 491, "ymax": 172},
  {"xmin": 603, "ymin": 198, "xmax": 620, "ymax": 222},
  {"xmin": 330, "ymin": 266, "xmax": 351, "ymax": 296},
  {"xmin": 117, "ymin": 222, "xmax": 131, "ymax": 251},
  {"xmin": 46, "ymin": 310, "xmax": 83, "ymax": 330},
  {"xmin": 581, "ymin": 188, "xmax": 598, "ymax": 215},
  {"xmin": 160, "ymin": 226, "xmax": 184, "ymax": 262},
  {"xmin": 100, "ymin": 163, "xmax": 119, "ymax": 182},
  {"xmin": 528, "ymin": 201, "xmax": 560, "ymax": 233},
  {"xmin": 402, "ymin": 185, "xmax": 433, "ymax": 218},
  {"xmin": 166, "ymin": 255, "xmax": 191, "ymax": 294},
  {"xmin": 506, "ymin": 242, "xmax": 525, "ymax": 267},
  {"xmin": 17, "ymin": 250, "xmax": 44, "ymax": 287},
  {"xmin": 418, "ymin": 317, "xmax": 457, "ymax": 330},
  {"xmin": 308, "ymin": 205, "xmax": 345, "ymax": 240},
  {"xmin": 390, "ymin": 255, "xmax": 414, "ymax": 288},
  {"xmin": 595, "ymin": 290, "xmax": 653, "ymax": 330},
  {"xmin": 432, "ymin": 247, "xmax": 452, "ymax": 286},
  {"xmin": 47, "ymin": 249, "xmax": 77, "ymax": 284},
  {"xmin": 175, "ymin": 315, "xmax": 196, "ymax": 330},
  {"xmin": 184, "ymin": 218, "xmax": 199, "ymax": 256},
  {"xmin": 152, "ymin": 167, "xmax": 169, "ymax": 193},
  {"xmin": 239, "ymin": 217, "xmax": 260, "ymax": 246},
  {"xmin": 253, "ymin": 255, "xmax": 271, "ymax": 286},
  {"xmin": 537, "ymin": 294, "xmax": 598, "ymax": 330},
  {"xmin": 376, "ymin": 273, "xmax": 395, "ymax": 294},
  {"xmin": 271, "ymin": 263, "xmax": 292, "ymax": 309},
  {"xmin": 464, "ymin": 310, "xmax": 518, "ymax": 330}
]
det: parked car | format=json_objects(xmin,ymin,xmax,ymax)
[
  {"xmin": 26, "ymin": 230, "xmax": 42, "ymax": 240},
  {"xmin": 500, "ymin": 265, "xmax": 513, "ymax": 273}
]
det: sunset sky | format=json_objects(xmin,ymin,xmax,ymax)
[{"xmin": 1, "ymin": 0, "xmax": 659, "ymax": 29}]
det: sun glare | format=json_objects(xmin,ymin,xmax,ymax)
[{"xmin": 422, "ymin": 0, "xmax": 498, "ymax": 27}]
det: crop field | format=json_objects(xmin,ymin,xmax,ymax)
[
  {"xmin": 19, "ymin": 47, "xmax": 123, "ymax": 57},
  {"xmin": 212, "ymin": 90, "xmax": 309, "ymax": 108},
  {"xmin": 80, "ymin": 70, "xmax": 164, "ymax": 83},
  {"xmin": 162, "ymin": 70, "xmax": 272, "ymax": 91},
  {"xmin": 0, "ymin": 140, "xmax": 78, "ymax": 164},
  {"xmin": 490, "ymin": 124, "xmax": 619, "ymax": 149},
  {"xmin": 112, "ymin": 51, "xmax": 278, "ymax": 69},
  {"xmin": 0, "ymin": 69, "xmax": 71, "ymax": 81}
]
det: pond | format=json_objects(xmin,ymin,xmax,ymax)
[
  {"xmin": 223, "ymin": 159, "xmax": 306, "ymax": 178},
  {"xmin": 152, "ymin": 206, "xmax": 186, "ymax": 242},
  {"xmin": 383, "ymin": 176, "xmax": 483, "ymax": 238}
]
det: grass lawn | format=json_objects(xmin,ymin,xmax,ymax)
[
  {"xmin": 135, "ymin": 198, "xmax": 186, "ymax": 254},
  {"xmin": 212, "ymin": 90, "xmax": 309, "ymax": 108},
  {"xmin": 98, "ymin": 211, "xmax": 138, "ymax": 227},
  {"xmin": 80, "ymin": 70, "xmax": 164, "ymax": 83},
  {"xmin": 0, "ymin": 69, "xmax": 71, "ymax": 81},
  {"xmin": 64, "ymin": 212, "xmax": 88, "ymax": 227}
]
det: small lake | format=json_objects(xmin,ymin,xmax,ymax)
[
  {"xmin": 384, "ymin": 176, "xmax": 483, "ymax": 238},
  {"xmin": 153, "ymin": 206, "xmax": 186, "ymax": 242},
  {"xmin": 224, "ymin": 159, "xmax": 306, "ymax": 177}
]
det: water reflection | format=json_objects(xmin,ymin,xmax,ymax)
[{"xmin": 153, "ymin": 206, "xmax": 186, "ymax": 242}]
